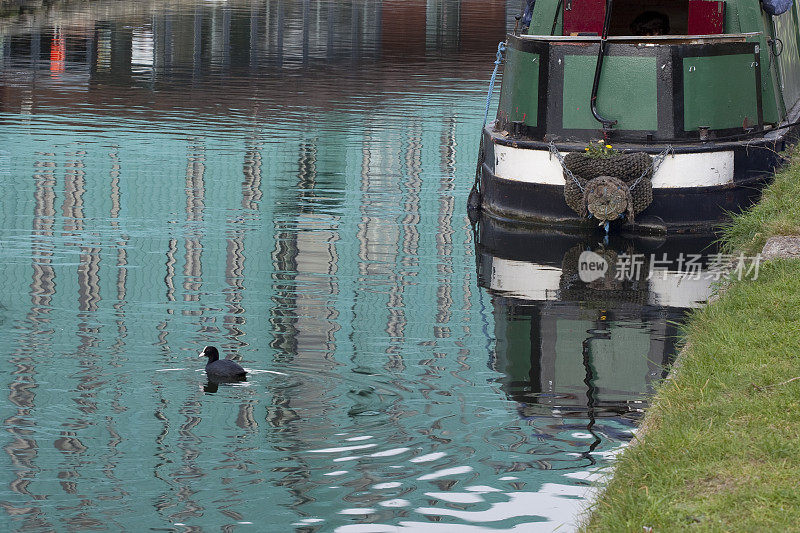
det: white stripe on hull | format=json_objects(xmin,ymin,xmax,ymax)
[{"xmin": 493, "ymin": 144, "xmax": 734, "ymax": 188}]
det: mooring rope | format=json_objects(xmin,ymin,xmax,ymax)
[
  {"xmin": 483, "ymin": 41, "xmax": 507, "ymax": 127},
  {"xmin": 472, "ymin": 41, "xmax": 508, "ymax": 201}
]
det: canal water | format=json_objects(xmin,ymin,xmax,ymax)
[{"xmin": 0, "ymin": 1, "xmax": 714, "ymax": 531}]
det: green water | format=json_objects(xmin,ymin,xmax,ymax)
[{"xmin": 0, "ymin": 1, "xmax": 702, "ymax": 531}]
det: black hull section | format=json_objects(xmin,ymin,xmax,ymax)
[
  {"xmin": 476, "ymin": 216, "xmax": 719, "ymax": 266},
  {"xmin": 481, "ymin": 165, "xmax": 771, "ymax": 235}
]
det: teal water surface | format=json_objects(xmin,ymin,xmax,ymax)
[{"xmin": 0, "ymin": 1, "xmax": 700, "ymax": 531}]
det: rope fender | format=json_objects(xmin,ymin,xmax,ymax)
[{"xmin": 550, "ymin": 142, "xmax": 674, "ymax": 225}]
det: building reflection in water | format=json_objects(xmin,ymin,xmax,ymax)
[
  {"xmin": 476, "ymin": 217, "xmax": 715, "ymax": 466},
  {"xmin": 0, "ymin": 0, "xmax": 514, "ymax": 93}
]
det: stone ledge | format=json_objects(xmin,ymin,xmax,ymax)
[{"xmin": 761, "ymin": 235, "xmax": 800, "ymax": 260}]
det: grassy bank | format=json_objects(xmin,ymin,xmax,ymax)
[
  {"xmin": 585, "ymin": 153, "xmax": 800, "ymax": 531},
  {"xmin": 723, "ymin": 147, "xmax": 800, "ymax": 254}
]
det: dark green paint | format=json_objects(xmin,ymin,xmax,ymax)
[
  {"xmin": 498, "ymin": 47, "xmax": 540, "ymax": 127},
  {"xmin": 529, "ymin": 0, "xmax": 560, "ymax": 35},
  {"xmin": 683, "ymin": 54, "xmax": 758, "ymax": 130},
  {"xmin": 737, "ymin": 3, "xmax": 782, "ymax": 122},
  {"xmin": 772, "ymin": 11, "xmax": 800, "ymax": 113},
  {"xmin": 562, "ymin": 55, "xmax": 658, "ymax": 131}
]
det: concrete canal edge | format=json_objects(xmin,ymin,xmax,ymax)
[
  {"xmin": 581, "ymin": 153, "xmax": 800, "ymax": 530},
  {"xmin": 761, "ymin": 235, "xmax": 800, "ymax": 260}
]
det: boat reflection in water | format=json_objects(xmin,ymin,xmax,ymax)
[{"xmin": 476, "ymin": 217, "xmax": 716, "ymax": 466}]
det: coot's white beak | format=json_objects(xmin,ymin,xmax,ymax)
[{"xmin": 198, "ymin": 350, "xmax": 205, "ymax": 358}]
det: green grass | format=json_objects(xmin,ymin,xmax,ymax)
[
  {"xmin": 586, "ymin": 148, "xmax": 800, "ymax": 530},
  {"xmin": 722, "ymin": 146, "xmax": 800, "ymax": 255},
  {"xmin": 585, "ymin": 259, "xmax": 800, "ymax": 531}
]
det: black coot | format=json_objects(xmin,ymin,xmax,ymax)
[{"xmin": 199, "ymin": 346, "xmax": 247, "ymax": 380}]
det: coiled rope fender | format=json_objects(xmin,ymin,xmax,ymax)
[
  {"xmin": 549, "ymin": 141, "xmax": 674, "ymax": 223},
  {"xmin": 583, "ymin": 175, "xmax": 634, "ymax": 224}
]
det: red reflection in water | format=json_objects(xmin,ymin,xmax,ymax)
[{"xmin": 50, "ymin": 29, "xmax": 66, "ymax": 75}]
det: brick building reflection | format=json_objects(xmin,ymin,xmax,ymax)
[{"xmin": 1, "ymin": 0, "xmax": 512, "ymax": 113}]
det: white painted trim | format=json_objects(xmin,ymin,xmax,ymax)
[
  {"xmin": 651, "ymin": 151, "xmax": 733, "ymax": 187},
  {"xmin": 492, "ymin": 145, "xmax": 734, "ymax": 188},
  {"xmin": 494, "ymin": 146, "xmax": 566, "ymax": 185}
]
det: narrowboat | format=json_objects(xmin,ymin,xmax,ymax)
[{"xmin": 471, "ymin": 0, "xmax": 800, "ymax": 234}]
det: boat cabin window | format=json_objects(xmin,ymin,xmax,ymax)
[{"xmin": 561, "ymin": 0, "xmax": 725, "ymax": 36}]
